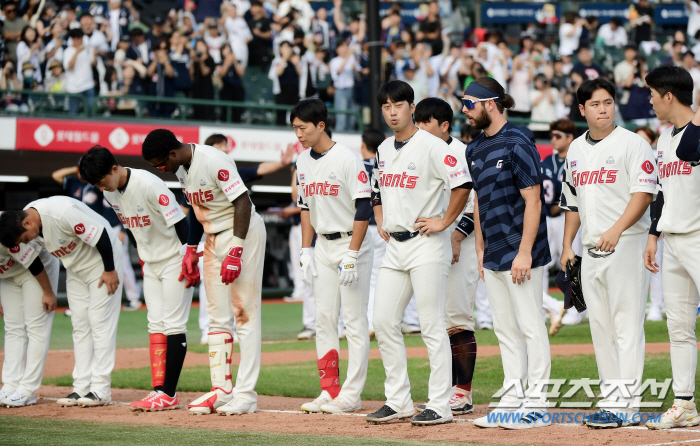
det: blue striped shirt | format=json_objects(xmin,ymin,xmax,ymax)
[{"xmin": 466, "ymin": 122, "xmax": 551, "ymax": 272}]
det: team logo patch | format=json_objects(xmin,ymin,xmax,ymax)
[
  {"xmin": 496, "ymin": 160, "xmax": 503, "ymax": 169},
  {"xmin": 444, "ymin": 155, "xmax": 457, "ymax": 167},
  {"xmin": 642, "ymin": 160, "xmax": 655, "ymax": 174},
  {"xmin": 9, "ymin": 245, "xmax": 20, "ymax": 254},
  {"xmin": 570, "ymin": 160, "xmax": 578, "ymax": 168},
  {"xmin": 658, "ymin": 151, "xmax": 664, "ymax": 158},
  {"xmin": 379, "ymin": 160, "xmax": 385, "ymax": 168},
  {"xmin": 358, "ymin": 171, "xmax": 368, "ymax": 183},
  {"xmin": 137, "ymin": 205, "xmax": 144, "ymax": 212},
  {"xmin": 299, "ymin": 173, "xmax": 305, "ymax": 181},
  {"xmin": 329, "ymin": 172, "xmax": 336, "ymax": 180},
  {"xmin": 73, "ymin": 223, "xmax": 86, "ymax": 235},
  {"xmin": 408, "ymin": 162, "xmax": 416, "ymax": 170},
  {"xmin": 158, "ymin": 194, "xmax": 170, "ymax": 206},
  {"xmin": 606, "ymin": 156, "xmax": 615, "ymax": 165},
  {"xmin": 218, "ymin": 170, "xmax": 229, "ymax": 181},
  {"xmin": 200, "ymin": 179, "xmax": 206, "ymax": 186}
]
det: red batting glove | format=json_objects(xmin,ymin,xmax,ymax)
[
  {"xmin": 179, "ymin": 245, "xmax": 200, "ymax": 288},
  {"xmin": 221, "ymin": 246, "xmax": 243, "ymax": 285}
]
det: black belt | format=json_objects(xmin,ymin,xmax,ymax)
[
  {"xmin": 323, "ymin": 231, "xmax": 353, "ymax": 240},
  {"xmin": 390, "ymin": 231, "xmax": 420, "ymax": 242}
]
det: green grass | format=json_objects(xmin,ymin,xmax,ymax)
[
  {"xmin": 43, "ymin": 353, "xmax": 697, "ymax": 412},
  {"xmin": 0, "ymin": 416, "xmax": 512, "ymax": 446}
]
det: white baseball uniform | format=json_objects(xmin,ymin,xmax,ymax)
[
  {"xmin": 177, "ymin": 144, "xmax": 266, "ymax": 407},
  {"xmin": 560, "ymin": 126, "xmax": 656, "ymax": 413},
  {"xmin": 104, "ymin": 169, "xmax": 193, "ymax": 336},
  {"xmin": 296, "ymin": 142, "xmax": 373, "ymax": 405},
  {"xmin": 0, "ymin": 240, "xmax": 58, "ymax": 398},
  {"xmin": 654, "ymin": 125, "xmax": 700, "ymax": 398},
  {"xmin": 372, "ymin": 129, "xmax": 471, "ymax": 418},
  {"xmin": 25, "ymin": 196, "xmax": 124, "ymax": 400}
]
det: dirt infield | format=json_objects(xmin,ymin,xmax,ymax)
[{"xmin": 2, "ymin": 386, "xmax": 699, "ymax": 446}]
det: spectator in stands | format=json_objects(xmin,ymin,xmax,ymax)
[
  {"xmin": 204, "ymin": 21, "xmax": 226, "ymax": 64},
  {"xmin": 36, "ymin": 2, "xmax": 57, "ymax": 39},
  {"xmin": 44, "ymin": 60, "xmax": 65, "ymax": 93},
  {"xmin": 354, "ymin": 40, "xmax": 370, "ymax": 122},
  {"xmin": 81, "ymin": 13, "xmax": 110, "ymax": 56},
  {"xmin": 105, "ymin": 0, "xmax": 134, "ymax": 51},
  {"xmin": 688, "ymin": 0, "xmax": 700, "ymax": 43},
  {"xmin": 663, "ymin": 30, "xmax": 687, "ymax": 56},
  {"xmin": 2, "ymin": 1, "xmax": 27, "ymax": 63},
  {"xmin": 529, "ymin": 73, "xmax": 560, "ymax": 139},
  {"xmin": 508, "ymin": 54, "xmax": 534, "ymax": 119},
  {"xmin": 631, "ymin": 0, "xmax": 653, "ymax": 45},
  {"xmin": 551, "ymin": 56, "xmax": 567, "ymax": 93},
  {"xmin": 403, "ymin": 60, "xmax": 427, "ymax": 102},
  {"xmin": 597, "ymin": 17, "xmax": 628, "ymax": 48},
  {"xmin": 572, "ymin": 46, "xmax": 602, "ymax": 80},
  {"xmin": 559, "ymin": 12, "xmax": 583, "ymax": 57},
  {"xmin": 44, "ymin": 22, "xmax": 65, "ymax": 72},
  {"xmin": 417, "ymin": 0, "xmax": 442, "ymax": 55},
  {"xmin": 127, "ymin": 28, "xmax": 150, "ymax": 65},
  {"xmin": 223, "ymin": 3, "xmax": 251, "ymax": 67},
  {"xmin": 311, "ymin": 5, "xmax": 331, "ymax": 51},
  {"xmin": 308, "ymin": 45, "xmax": 331, "ymax": 101},
  {"xmin": 217, "ymin": 43, "xmax": 246, "ymax": 122},
  {"xmin": 64, "ymin": 27, "xmax": 96, "ymax": 116},
  {"xmin": 247, "ymin": 0, "xmax": 272, "ymax": 68},
  {"xmin": 169, "ymin": 30, "xmax": 192, "ymax": 95},
  {"xmin": 16, "ymin": 26, "xmax": 43, "ymax": 85},
  {"xmin": 329, "ymin": 39, "xmax": 359, "ymax": 131},
  {"xmin": 614, "ymin": 45, "xmax": 640, "ymax": 110},
  {"xmin": 147, "ymin": 38, "xmax": 176, "ymax": 118},
  {"xmin": 663, "ymin": 41, "xmax": 684, "ymax": 67},
  {"xmin": 579, "ymin": 16, "xmax": 599, "ymax": 50},
  {"xmin": 190, "ymin": 38, "xmax": 216, "ymax": 121},
  {"xmin": 634, "ymin": 126, "xmax": 657, "ymax": 150},
  {"xmin": 146, "ymin": 16, "xmax": 169, "ymax": 52},
  {"xmin": 192, "ymin": 0, "xmax": 223, "ymax": 24},
  {"xmin": 269, "ymin": 40, "xmax": 301, "ymax": 125},
  {"xmin": 277, "ymin": 0, "xmax": 315, "ymax": 33},
  {"xmin": 681, "ymin": 50, "xmax": 700, "ymax": 109},
  {"xmin": 567, "ymin": 70, "xmax": 586, "ymax": 123},
  {"xmin": 381, "ymin": 10, "xmax": 403, "ymax": 45},
  {"xmin": 0, "ymin": 61, "xmax": 26, "ymax": 111}
]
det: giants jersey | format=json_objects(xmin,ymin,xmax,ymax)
[
  {"xmin": 296, "ymin": 143, "xmax": 371, "ymax": 234},
  {"xmin": 560, "ymin": 126, "xmax": 657, "ymax": 247},
  {"xmin": 176, "ymin": 144, "xmax": 253, "ymax": 235},
  {"xmin": 104, "ymin": 169, "xmax": 185, "ymax": 263},
  {"xmin": 372, "ymin": 129, "xmax": 471, "ymax": 233},
  {"xmin": 656, "ymin": 126, "xmax": 700, "ymax": 234},
  {"xmin": 445, "ymin": 137, "xmax": 471, "ymax": 222},
  {"xmin": 25, "ymin": 196, "xmax": 118, "ymax": 274},
  {"xmin": 541, "ymin": 153, "xmax": 567, "ymax": 215},
  {"xmin": 0, "ymin": 239, "xmax": 44, "ymax": 279}
]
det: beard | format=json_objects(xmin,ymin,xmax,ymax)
[{"xmin": 470, "ymin": 107, "xmax": 492, "ymax": 130}]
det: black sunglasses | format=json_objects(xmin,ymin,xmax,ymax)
[{"xmin": 587, "ymin": 248, "xmax": 614, "ymax": 258}]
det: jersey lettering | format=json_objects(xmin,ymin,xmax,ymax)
[
  {"xmin": 50, "ymin": 241, "xmax": 78, "ymax": 258},
  {"xmin": 659, "ymin": 160, "xmax": 693, "ymax": 179},
  {"xmin": 186, "ymin": 190, "xmax": 215, "ymax": 205},
  {"xmin": 379, "ymin": 171, "xmax": 418, "ymax": 189},
  {"xmin": 572, "ymin": 168, "xmax": 618, "ymax": 187},
  {"xmin": 117, "ymin": 213, "xmax": 152, "ymax": 228},
  {"xmin": 0, "ymin": 258, "xmax": 16, "ymax": 274},
  {"xmin": 542, "ymin": 179, "xmax": 554, "ymax": 204},
  {"xmin": 303, "ymin": 182, "xmax": 340, "ymax": 197}
]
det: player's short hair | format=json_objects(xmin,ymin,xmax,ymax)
[
  {"xmin": 361, "ymin": 129, "xmax": 385, "ymax": 154},
  {"xmin": 414, "ymin": 97, "xmax": 453, "ymax": 133},
  {"xmin": 633, "ymin": 126, "xmax": 658, "ymax": 143},
  {"xmin": 576, "ymin": 77, "xmax": 616, "ymax": 107},
  {"xmin": 0, "ymin": 210, "xmax": 27, "ymax": 247},
  {"xmin": 645, "ymin": 65, "xmax": 694, "ymax": 107},
  {"xmin": 377, "ymin": 80, "xmax": 414, "ymax": 106},
  {"xmin": 79, "ymin": 146, "xmax": 118, "ymax": 185},
  {"xmin": 204, "ymin": 134, "xmax": 227, "ymax": 146},
  {"xmin": 460, "ymin": 124, "xmax": 482, "ymax": 142},
  {"xmin": 290, "ymin": 98, "xmax": 327, "ymax": 127},
  {"xmin": 549, "ymin": 119, "xmax": 576, "ymax": 135},
  {"xmin": 142, "ymin": 129, "xmax": 181, "ymax": 161}
]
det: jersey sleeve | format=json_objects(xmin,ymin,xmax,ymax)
[
  {"xmin": 296, "ymin": 168, "xmax": 309, "ymax": 210},
  {"xmin": 349, "ymin": 155, "xmax": 372, "ymax": 200},
  {"xmin": 511, "ymin": 142, "xmax": 542, "ymax": 190},
  {"xmin": 59, "ymin": 205, "xmax": 105, "ymax": 248},
  {"xmin": 560, "ymin": 158, "xmax": 578, "ymax": 212},
  {"xmin": 627, "ymin": 138, "xmax": 658, "ymax": 195},
  {"xmin": 8, "ymin": 240, "xmax": 41, "ymax": 268},
  {"xmin": 433, "ymin": 141, "xmax": 471, "ymax": 189},
  {"xmin": 212, "ymin": 155, "xmax": 248, "ymax": 202},
  {"xmin": 147, "ymin": 181, "xmax": 186, "ymax": 227}
]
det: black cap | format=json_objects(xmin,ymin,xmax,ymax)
[
  {"xmin": 153, "ymin": 15, "xmax": 165, "ymax": 25},
  {"xmin": 119, "ymin": 34, "xmax": 131, "ymax": 42},
  {"xmin": 129, "ymin": 27, "xmax": 144, "ymax": 37}
]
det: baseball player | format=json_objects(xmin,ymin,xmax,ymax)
[
  {"xmin": 560, "ymin": 77, "xmax": 656, "ymax": 428},
  {"xmin": 142, "ymin": 129, "xmax": 266, "ymax": 416},
  {"xmin": 367, "ymin": 80, "xmax": 471, "ymax": 426},
  {"xmin": 0, "ymin": 197, "xmax": 124, "ymax": 407},
  {"xmin": 412, "ymin": 97, "xmax": 478, "ymax": 415},
  {"xmin": 541, "ymin": 119, "xmax": 584, "ymax": 335},
  {"xmin": 643, "ymin": 65, "xmax": 700, "ymax": 429},
  {"xmin": 463, "ymin": 77, "xmax": 552, "ymax": 430},
  {"xmin": 0, "ymin": 238, "xmax": 59, "ymax": 407},
  {"xmin": 78, "ymin": 146, "xmax": 193, "ymax": 411},
  {"xmin": 291, "ymin": 98, "xmax": 373, "ymax": 414}
]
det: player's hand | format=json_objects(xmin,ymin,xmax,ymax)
[
  {"xmin": 377, "ymin": 226, "xmax": 390, "ymax": 242},
  {"xmin": 510, "ymin": 251, "xmax": 532, "ymax": 285},
  {"xmin": 560, "ymin": 246, "xmax": 576, "ymax": 272},
  {"xmin": 179, "ymin": 245, "xmax": 200, "ymax": 288},
  {"xmin": 450, "ymin": 231, "xmax": 464, "ymax": 264},
  {"xmin": 221, "ymin": 246, "xmax": 243, "ymax": 285},
  {"xmin": 98, "ymin": 270, "xmax": 120, "ymax": 295},
  {"xmin": 281, "ymin": 143, "xmax": 294, "ymax": 165},
  {"xmin": 644, "ymin": 235, "xmax": 659, "ymax": 273},
  {"xmin": 596, "ymin": 227, "xmax": 622, "ymax": 253},
  {"xmin": 42, "ymin": 291, "xmax": 57, "ymax": 313},
  {"xmin": 299, "ymin": 248, "xmax": 317, "ymax": 286},
  {"xmin": 338, "ymin": 250, "xmax": 359, "ymax": 286},
  {"xmin": 476, "ymin": 243, "xmax": 485, "ymax": 281},
  {"xmin": 414, "ymin": 217, "xmax": 448, "ymax": 237}
]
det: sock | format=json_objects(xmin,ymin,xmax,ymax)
[
  {"xmin": 450, "ymin": 330, "xmax": 477, "ymax": 390},
  {"xmin": 677, "ymin": 395, "xmax": 693, "ymax": 401},
  {"xmin": 162, "ymin": 333, "xmax": 188, "ymax": 398},
  {"xmin": 149, "ymin": 333, "xmax": 167, "ymax": 389}
]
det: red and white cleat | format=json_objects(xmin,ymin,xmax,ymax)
[
  {"xmin": 134, "ymin": 391, "xmax": 180, "ymax": 411},
  {"xmin": 188, "ymin": 391, "xmax": 231, "ymax": 415},
  {"xmin": 129, "ymin": 391, "xmax": 158, "ymax": 410}
]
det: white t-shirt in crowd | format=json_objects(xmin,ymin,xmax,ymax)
[
  {"xmin": 597, "ymin": 23, "xmax": 628, "ymax": 48},
  {"xmin": 63, "ymin": 45, "xmax": 95, "ymax": 93},
  {"xmin": 688, "ymin": 1, "xmax": 700, "ymax": 40},
  {"xmin": 329, "ymin": 56, "xmax": 360, "ymax": 89},
  {"xmin": 558, "ymin": 23, "xmax": 581, "ymax": 56}
]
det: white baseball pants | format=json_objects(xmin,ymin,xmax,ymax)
[
  {"xmin": 197, "ymin": 245, "xmax": 235, "ymax": 337},
  {"xmin": 484, "ymin": 267, "xmax": 551, "ymax": 407},
  {"xmin": 289, "ymin": 223, "xmax": 315, "ymax": 329},
  {"xmin": 474, "ymin": 279, "xmax": 492, "ymax": 327},
  {"xmin": 367, "ymin": 225, "xmax": 387, "ymax": 332},
  {"xmin": 446, "ymin": 231, "xmax": 478, "ymax": 333},
  {"xmin": 581, "ymin": 233, "xmax": 649, "ymax": 413},
  {"xmin": 202, "ymin": 212, "xmax": 266, "ymax": 404},
  {"xmin": 649, "ymin": 237, "xmax": 664, "ymax": 314},
  {"xmin": 661, "ymin": 232, "xmax": 700, "ymax": 398},
  {"xmin": 313, "ymin": 233, "xmax": 372, "ymax": 404},
  {"xmin": 143, "ymin": 254, "xmax": 193, "ymax": 336},
  {"xmin": 373, "ymin": 231, "xmax": 452, "ymax": 418},
  {"xmin": 0, "ymin": 255, "xmax": 59, "ymax": 397},
  {"xmin": 66, "ymin": 245, "xmax": 123, "ymax": 400}
]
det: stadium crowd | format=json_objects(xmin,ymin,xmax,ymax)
[{"xmin": 1, "ymin": 0, "xmax": 700, "ymax": 132}]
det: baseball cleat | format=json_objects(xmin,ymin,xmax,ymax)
[
  {"xmin": 134, "ymin": 391, "xmax": 180, "ymax": 411},
  {"xmin": 130, "ymin": 391, "xmax": 157, "ymax": 410},
  {"xmin": 123, "ymin": 300, "xmax": 143, "ymax": 311},
  {"xmin": 411, "ymin": 408, "xmax": 453, "ymax": 426},
  {"xmin": 449, "ymin": 389, "xmax": 474, "ymax": 415},
  {"xmin": 57, "ymin": 392, "xmax": 83, "ymax": 407},
  {"xmin": 300, "ymin": 390, "xmax": 333, "ymax": 413},
  {"xmin": 320, "ymin": 397, "xmax": 361, "ymax": 414},
  {"xmin": 0, "ymin": 389, "xmax": 11, "ymax": 403},
  {"xmin": 548, "ymin": 304, "xmax": 567, "ymax": 336},
  {"xmin": 400, "ymin": 322, "xmax": 421, "ymax": 334},
  {"xmin": 477, "ymin": 321, "xmax": 493, "ymax": 330},
  {"xmin": 473, "ymin": 408, "xmax": 510, "ymax": 428},
  {"xmin": 2, "ymin": 392, "xmax": 37, "ymax": 407},
  {"xmin": 297, "ymin": 327, "xmax": 316, "ymax": 340},
  {"xmin": 77, "ymin": 392, "xmax": 110, "ymax": 407},
  {"xmin": 646, "ymin": 399, "xmax": 700, "ymax": 429},
  {"xmin": 366, "ymin": 405, "xmax": 415, "ymax": 424},
  {"xmin": 646, "ymin": 307, "xmax": 663, "ymax": 322},
  {"xmin": 199, "ymin": 333, "xmax": 208, "ymax": 345},
  {"xmin": 585, "ymin": 409, "xmax": 633, "ymax": 428},
  {"xmin": 282, "ymin": 295, "xmax": 304, "ymax": 303},
  {"xmin": 188, "ymin": 391, "xmax": 231, "ymax": 415},
  {"xmin": 500, "ymin": 411, "xmax": 552, "ymax": 430},
  {"xmin": 216, "ymin": 398, "xmax": 257, "ymax": 415}
]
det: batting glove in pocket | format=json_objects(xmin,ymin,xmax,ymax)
[{"xmin": 338, "ymin": 250, "xmax": 359, "ymax": 286}]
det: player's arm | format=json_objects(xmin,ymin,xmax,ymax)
[
  {"xmin": 51, "ymin": 166, "xmax": 78, "ymax": 185},
  {"xmin": 597, "ymin": 192, "xmax": 653, "ymax": 252},
  {"xmin": 370, "ymin": 155, "xmax": 389, "ymax": 241},
  {"xmin": 255, "ymin": 144, "xmax": 294, "ymax": 176},
  {"xmin": 644, "ymin": 190, "xmax": 663, "ymax": 273},
  {"xmin": 339, "ymin": 159, "xmax": 373, "ymax": 286},
  {"xmin": 677, "ymin": 110, "xmax": 700, "ymax": 164},
  {"xmin": 559, "ymin": 158, "xmax": 580, "ymax": 270},
  {"xmin": 28, "ymin": 258, "xmax": 57, "ymax": 313},
  {"xmin": 297, "ymin": 170, "xmax": 317, "ymax": 285},
  {"xmin": 473, "ymin": 194, "xmax": 485, "ymax": 281}
]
